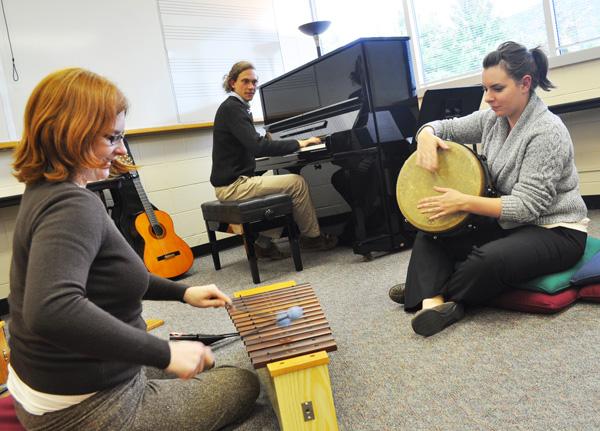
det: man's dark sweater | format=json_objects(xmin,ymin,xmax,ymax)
[
  {"xmin": 210, "ymin": 95, "xmax": 299, "ymax": 187},
  {"xmin": 9, "ymin": 181, "xmax": 188, "ymax": 395}
]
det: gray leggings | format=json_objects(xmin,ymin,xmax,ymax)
[{"xmin": 14, "ymin": 366, "xmax": 260, "ymax": 431}]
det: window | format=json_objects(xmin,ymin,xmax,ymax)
[
  {"xmin": 552, "ymin": 0, "xmax": 600, "ymax": 54},
  {"xmin": 295, "ymin": 0, "xmax": 600, "ymax": 88},
  {"xmin": 412, "ymin": 0, "xmax": 547, "ymax": 84},
  {"xmin": 314, "ymin": 0, "xmax": 407, "ymax": 54}
]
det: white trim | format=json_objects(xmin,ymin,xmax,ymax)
[
  {"xmin": 543, "ymin": 0, "xmax": 558, "ymax": 56},
  {"xmin": 155, "ymin": 0, "xmax": 180, "ymax": 123},
  {"xmin": 308, "ymin": 0, "xmax": 317, "ymax": 21},
  {"xmin": 549, "ymin": 45, "xmax": 600, "ymax": 69},
  {"xmin": 402, "ymin": 0, "xmax": 424, "ymax": 86}
]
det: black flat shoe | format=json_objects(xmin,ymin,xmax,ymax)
[
  {"xmin": 388, "ymin": 283, "xmax": 405, "ymax": 304},
  {"xmin": 411, "ymin": 302, "xmax": 464, "ymax": 337}
]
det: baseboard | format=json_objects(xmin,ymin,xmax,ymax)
[
  {"xmin": 584, "ymin": 195, "xmax": 600, "ymax": 210},
  {"xmin": 191, "ymin": 235, "xmax": 243, "ymax": 257}
]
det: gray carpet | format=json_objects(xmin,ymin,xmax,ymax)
[{"xmin": 143, "ymin": 209, "xmax": 600, "ymax": 431}]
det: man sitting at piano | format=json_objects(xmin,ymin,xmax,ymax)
[{"xmin": 210, "ymin": 61, "xmax": 338, "ymax": 259}]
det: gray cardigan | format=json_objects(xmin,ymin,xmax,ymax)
[{"xmin": 424, "ymin": 92, "xmax": 587, "ymax": 229}]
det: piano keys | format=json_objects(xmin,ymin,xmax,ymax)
[{"xmin": 256, "ymin": 37, "xmax": 419, "ymax": 257}]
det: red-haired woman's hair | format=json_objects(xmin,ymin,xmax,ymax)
[{"xmin": 13, "ymin": 68, "xmax": 129, "ymax": 184}]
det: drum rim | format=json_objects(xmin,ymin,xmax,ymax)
[{"xmin": 396, "ymin": 141, "xmax": 485, "ymax": 234}]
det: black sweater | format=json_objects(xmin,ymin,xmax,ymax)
[
  {"xmin": 9, "ymin": 181, "xmax": 188, "ymax": 394},
  {"xmin": 210, "ymin": 96, "xmax": 299, "ymax": 187}
]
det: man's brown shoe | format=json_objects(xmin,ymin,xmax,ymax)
[
  {"xmin": 299, "ymin": 233, "xmax": 338, "ymax": 251},
  {"xmin": 254, "ymin": 242, "xmax": 290, "ymax": 260}
]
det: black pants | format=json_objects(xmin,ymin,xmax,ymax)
[{"xmin": 404, "ymin": 222, "xmax": 586, "ymax": 310}]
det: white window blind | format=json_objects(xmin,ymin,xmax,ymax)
[
  {"xmin": 552, "ymin": 0, "xmax": 600, "ymax": 54},
  {"xmin": 412, "ymin": 0, "xmax": 547, "ymax": 84}
]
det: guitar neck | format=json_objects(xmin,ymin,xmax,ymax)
[{"xmin": 131, "ymin": 175, "xmax": 159, "ymax": 227}]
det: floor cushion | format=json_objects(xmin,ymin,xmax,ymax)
[
  {"xmin": 493, "ymin": 288, "xmax": 579, "ymax": 314},
  {"xmin": 571, "ymin": 250, "xmax": 600, "ymax": 286},
  {"xmin": 578, "ymin": 284, "xmax": 600, "ymax": 302},
  {"xmin": 0, "ymin": 394, "xmax": 26, "ymax": 430},
  {"xmin": 515, "ymin": 236, "xmax": 600, "ymax": 294}
]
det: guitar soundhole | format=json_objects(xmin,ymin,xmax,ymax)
[{"xmin": 150, "ymin": 224, "xmax": 165, "ymax": 238}]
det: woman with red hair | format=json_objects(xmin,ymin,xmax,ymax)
[{"xmin": 9, "ymin": 68, "xmax": 259, "ymax": 430}]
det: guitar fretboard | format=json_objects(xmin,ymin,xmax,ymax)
[{"xmin": 131, "ymin": 174, "xmax": 160, "ymax": 231}]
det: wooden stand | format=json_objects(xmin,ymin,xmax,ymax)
[
  {"xmin": 261, "ymin": 351, "xmax": 338, "ymax": 430},
  {"xmin": 230, "ymin": 281, "xmax": 339, "ymax": 430}
]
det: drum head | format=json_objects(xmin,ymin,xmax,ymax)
[{"xmin": 396, "ymin": 141, "xmax": 484, "ymax": 234}]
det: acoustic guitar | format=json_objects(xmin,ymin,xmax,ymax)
[{"xmin": 120, "ymin": 155, "xmax": 194, "ymax": 279}]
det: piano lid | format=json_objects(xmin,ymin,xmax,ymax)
[{"xmin": 258, "ymin": 37, "xmax": 418, "ymax": 140}]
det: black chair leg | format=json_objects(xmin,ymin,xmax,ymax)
[
  {"xmin": 243, "ymin": 226, "xmax": 260, "ymax": 284},
  {"xmin": 206, "ymin": 222, "xmax": 221, "ymax": 270},
  {"xmin": 286, "ymin": 215, "xmax": 303, "ymax": 271}
]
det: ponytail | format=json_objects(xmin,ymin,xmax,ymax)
[
  {"xmin": 530, "ymin": 46, "xmax": 555, "ymax": 91},
  {"xmin": 483, "ymin": 41, "xmax": 555, "ymax": 93}
]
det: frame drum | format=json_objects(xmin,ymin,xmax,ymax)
[{"xmin": 396, "ymin": 141, "xmax": 486, "ymax": 234}]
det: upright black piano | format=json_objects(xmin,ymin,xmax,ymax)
[{"xmin": 257, "ymin": 37, "xmax": 419, "ymax": 256}]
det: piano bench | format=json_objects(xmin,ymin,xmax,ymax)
[{"xmin": 201, "ymin": 193, "xmax": 303, "ymax": 284}]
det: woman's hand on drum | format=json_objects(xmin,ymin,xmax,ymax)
[
  {"xmin": 416, "ymin": 127, "xmax": 449, "ymax": 172},
  {"xmin": 166, "ymin": 340, "xmax": 215, "ymax": 379},
  {"xmin": 417, "ymin": 186, "xmax": 467, "ymax": 220},
  {"xmin": 183, "ymin": 284, "xmax": 233, "ymax": 309}
]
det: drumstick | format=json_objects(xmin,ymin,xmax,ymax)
[{"xmin": 169, "ymin": 306, "xmax": 304, "ymax": 345}]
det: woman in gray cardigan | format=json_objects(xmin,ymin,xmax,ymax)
[{"xmin": 389, "ymin": 41, "xmax": 588, "ymax": 337}]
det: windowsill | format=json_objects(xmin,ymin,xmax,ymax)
[
  {"xmin": 417, "ymin": 45, "xmax": 600, "ymax": 97},
  {"xmin": 549, "ymin": 45, "xmax": 600, "ymax": 69}
]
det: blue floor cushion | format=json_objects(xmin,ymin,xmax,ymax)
[{"xmin": 571, "ymin": 246, "xmax": 600, "ymax": 286}]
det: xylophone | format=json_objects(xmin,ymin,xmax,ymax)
[{"xmin": 227, "ymin": 280, "xmax": 339, "ymax": 431}]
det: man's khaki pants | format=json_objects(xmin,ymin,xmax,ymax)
[{"xmin": 215, "ymin": 174, "xmax": 320, "ymax": 238}]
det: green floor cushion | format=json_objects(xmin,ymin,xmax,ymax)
[
  {"xmin": 493, "ymin": 288, "xmax": 578, "ymax": 314},
  {"xmin": 516, "ymin": 236, "xmax": 600, "ymax": 294}
]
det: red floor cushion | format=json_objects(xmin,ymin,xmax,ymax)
[
  {"xmin": 578, "ymin": 284, "xmax": 600, "ymax": 302},
  {"xmin": 493, "ymin": 287, "xmax": 579, "ymax": 314},
  {"xmin": 0, "ymin": 394, "xmax": 26, "ymax": 430}
]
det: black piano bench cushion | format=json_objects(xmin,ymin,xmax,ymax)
[{"xmin": 201, "ymin": 193, "xmax": 293, "ymax": 224}]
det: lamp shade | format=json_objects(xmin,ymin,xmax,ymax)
[{"xmin": 298, "ymin": 21, "xmax": 331, "ymax": 36}]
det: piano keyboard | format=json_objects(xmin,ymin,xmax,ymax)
[{"xmin": 298, "ymin": 143, "xmax": 327, "ymax": 153}]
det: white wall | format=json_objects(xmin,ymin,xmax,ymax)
[
  {"xmin": 542, "ymin": 59, "xmax": 600, "ymax": 197},
  {"xmin": 126, "ymin": 129, "xmax": 218, "ymax": 248},
  {"xmin": 0, "ymin": 0, "xmax": 179, "ymax": 140}
]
